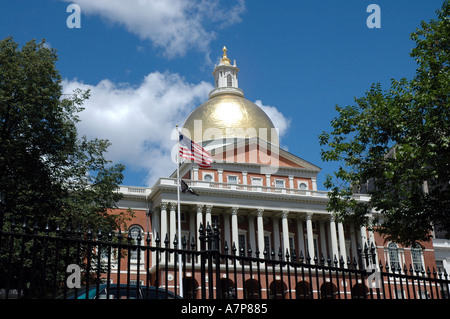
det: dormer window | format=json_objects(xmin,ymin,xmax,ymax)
[{"xmin": 227, "ymin": 74, "xmax": 232, "ymax": 87}]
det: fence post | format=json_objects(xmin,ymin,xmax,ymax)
[
  {"xmin": 213, "ymin": 222, "xmax": 222, "ymax": 299},
  {"xmin": 199, "ymin": 223, "xmax": 206, "ymax": 299}
]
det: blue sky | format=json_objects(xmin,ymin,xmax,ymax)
[{"xmin": 0, "ymin": 0, "xmax": 444, "ymax": 189}]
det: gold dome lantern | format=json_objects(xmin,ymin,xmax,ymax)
[{"xmin": 182, "ymin": 47, "xmax": 278, "ymax": 144}]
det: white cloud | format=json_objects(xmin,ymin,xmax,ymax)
[
  {"xmin": 254, "ymin": 100, "xmax": 291, "ymax": 138},
  {"xmin": 63, "ymin": 72, "xmax": 212, "ymax": 186},
  {"xmin": 63, "ymin": 73, "xmax": 290, "ymax": 186},
  {"xmin": 65, "ymin": 0, "xmax": 246, "ymax": 58}
]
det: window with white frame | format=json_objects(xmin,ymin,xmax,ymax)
[
  {"xmin": 203, "ymin": 173, "xmax": 213, "ymax": 182},
  {"xmin": 227, "ymin": 175, "xmax": 238, "ymax": 184},
  {"xmin": 298, "ymin": 182, "xmax": 308, "ymax": 190},
  {"xmin": 411, "ymin": 244, "xmax": 424, "ymax": 272},
  {"xmin": 275, "ymin": 179, "xmax": 285, "ymax": 188},
  {"xmin": 129, "ymin": 225, "xmax": 143, "ymax": 261},
  {"xmin": 227, "ymin": 74, "xmax": 232, "ymax": 87},
  {"xmin": 388, "ymin": 242, "xmax": 401, "ymax": 270}
]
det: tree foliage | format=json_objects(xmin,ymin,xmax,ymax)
[
  {"xmin": 0, "ymin": 36, "xmax": 132, "ymax": 232},
  {"xmin": 319, "ymin": 1, "xmax": 449, "ymax": 245}
]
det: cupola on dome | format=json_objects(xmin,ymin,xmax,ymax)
[{"xmin": 182, "ymin": 47, "xmax": 278, "ymax": 144}]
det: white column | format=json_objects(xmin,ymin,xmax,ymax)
[
  {"xmin": 248, "ymin": 215, "xmax": 256, "ymax": 255},
  {"xmin": 169, "ymin": 202, "xmax": 177, "ymax": 248},
  {"xmin": 160, "ymin": 202, "xmax": 168, "ymax": 246},
  {"xmin": 288, "ymin": 175, "xmax": 294, "ymax": 189},
  {"xmin": 205, "ymin": 204, "xmax": 212, "ymax": 227},
  {"xmin": 272, "ymin": 217, "xmax": 280, "ymax": 254},
  {"xmin": 360, "ymin": 225, "xmax": 368, "ymax": 248},
  {"xmin": 319, "ymin": 220, "xmax": 328, "ymax": 258},
  {"xmin": 281, "ymin": 210, "xmax": 290, "ymax": 259},
  {"xmin": 265, "ymin": 174, "xmax": 271, "ymax": 187},
  {"xmin": 193, "ymin": 167, "xmax": 199, "ymax": 181},
  {"xmin": 329, "ymin": 215, "xmax": 339, "ymax": 260},
  {"xmin": 306, "ymin": 212, "xmax": 315, "ymax": 262},
  {"xmin": 218, "ymin": 169, "xmax": 223, "ymax": 188},
  {"xmin": 297, "ymin": 218, "xmax": 305, "ymax": 256},
  {"xmin": 337, "ymin": 221, "xmax": 347, "ymax": 265},
  {"xmin": 196, "ymin": 204, "xmax": 204, "ymax": 250},
  {"xmin": 256, "ymin": 209, "xmax": 265, "ymax": 254},
  {"xmin": 311, "ymin": 177, "xmax": 317, "ymax": 191},
  {"xmin": 231, "ymin": 206, "xmax": 239, "ymax": 250}
]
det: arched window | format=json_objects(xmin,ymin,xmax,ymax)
[
  {"xmin": 227, "ymin": 74, "xmax": 232, "ymax": 87},
  {"xmin": 388, "ymin": 242, "xmax": 400, "ymax": 270},
  {"xmin": 411, "ymin": 244, "xmax": 424, "ymax": 272},
  {"xmin": 129, "ymin": 225, "xmax": 143, "ymax": 260}
]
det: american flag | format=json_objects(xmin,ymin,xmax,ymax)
[{"xmin": 179, "ymin": 133, "xmax": 212, "ymax": 168}]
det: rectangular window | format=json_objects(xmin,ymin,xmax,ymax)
[
  {"xmin": 275, "ymin": 180, "xmax": 285, "ymax": 188},
  {"xmin": 227, "ymin": 175, "xmax": 238, "ymax": 184}
]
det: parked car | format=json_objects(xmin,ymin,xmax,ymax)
[{"xmin": 58, "ymin": 284, "xmax": 182, "ymax": 299}]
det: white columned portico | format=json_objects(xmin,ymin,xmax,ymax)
[
  {"xmin": 196, "ymin": 204, "xmax": 204, "ymax": 250},
  {"xmin": 169, "ymin": 202, "xmax": 177, "ymax": 248},
  {"xmin": 231, "ymin": 206, "xmax": 239, "ymax": 249},
  {"xmin": 256, "ymin": 209, "xmax": 265, "ymax": 254},
  {"xmin": 305, "ymin": 212, "xmax": 315, "ymax": 262},
  {"xmin": 337, "ymin": 221, "xmax": 347, "ymax": 265},
  {"xmin": 281, "ymin": 210, "xmax": 290, "ymax": 258},
  {"xmin": 329, "ymin": 215, "xmax": 339, "ymax": 260},
  {"xmin": 160, "ymin": 202, "xmax": 168, "ymax": 245}
]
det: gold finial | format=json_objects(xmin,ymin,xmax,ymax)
[{"xmin": 220, "ymin": 46, "xmax": 231, "ymax": 65}]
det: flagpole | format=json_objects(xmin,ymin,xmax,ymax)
[{"xmin": 176, "ymin": 124, "xmax": 183, "ymax": 298}]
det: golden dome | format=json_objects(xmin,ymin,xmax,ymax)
[
  {"xmin": 182, "ymin": 47, "xmax": 278, "ymax": 144},
  {"xmin": 182, "ymin": 93, "xmax": 278, "ymax": 143}
]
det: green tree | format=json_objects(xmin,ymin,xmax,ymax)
[
  {"xmin": 0, "ymin": 37, "xmax": 134, "ymax": 297},
  {"xmin": 0, "ymin": 36, "xmax": 131, "ymax": 230},
  {"xmin": 319, "ymin": 1, "xmax": 449, "ymax": 246}
]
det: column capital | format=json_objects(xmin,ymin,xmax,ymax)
[
  {"xmin": 329, "ymin": 214, "xmax": 336, "ymax": 223},
  {"xmin": 196, "ymin": 203, "xmax": 204, "ymax": 213},
  {"xmin": 281, "ymin": 210, "xmax": 289, "ymax": 219},
  {"xmin": 205, "ymin": 204, "xmax": 213, "ymax": 213},
  {"xmin": 231, "ymin": 206, "xmax": 239, "ymax": 215},
  {"xmin": 257, "ymin": 208, "xmax": 264, "ymax": 217},
  {"xmin": 169, "ymin": 202, "xmax": 177, "ymax": 210},
  {"xmin": 160, "ymin": 201, "xmax": 168, "ymax": 210},
  {"xmin": 306, "ymin": 212, "xmax": 313, "ymax": 220}
]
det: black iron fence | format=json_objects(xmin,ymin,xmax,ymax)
[{"xmin": 0, "ymin": 215, "xmax": 449, "ymax": 300}]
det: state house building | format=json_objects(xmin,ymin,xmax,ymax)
[{"xmin": 110, "ymin": 48, "xmax": 437, "ymax": 298}]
